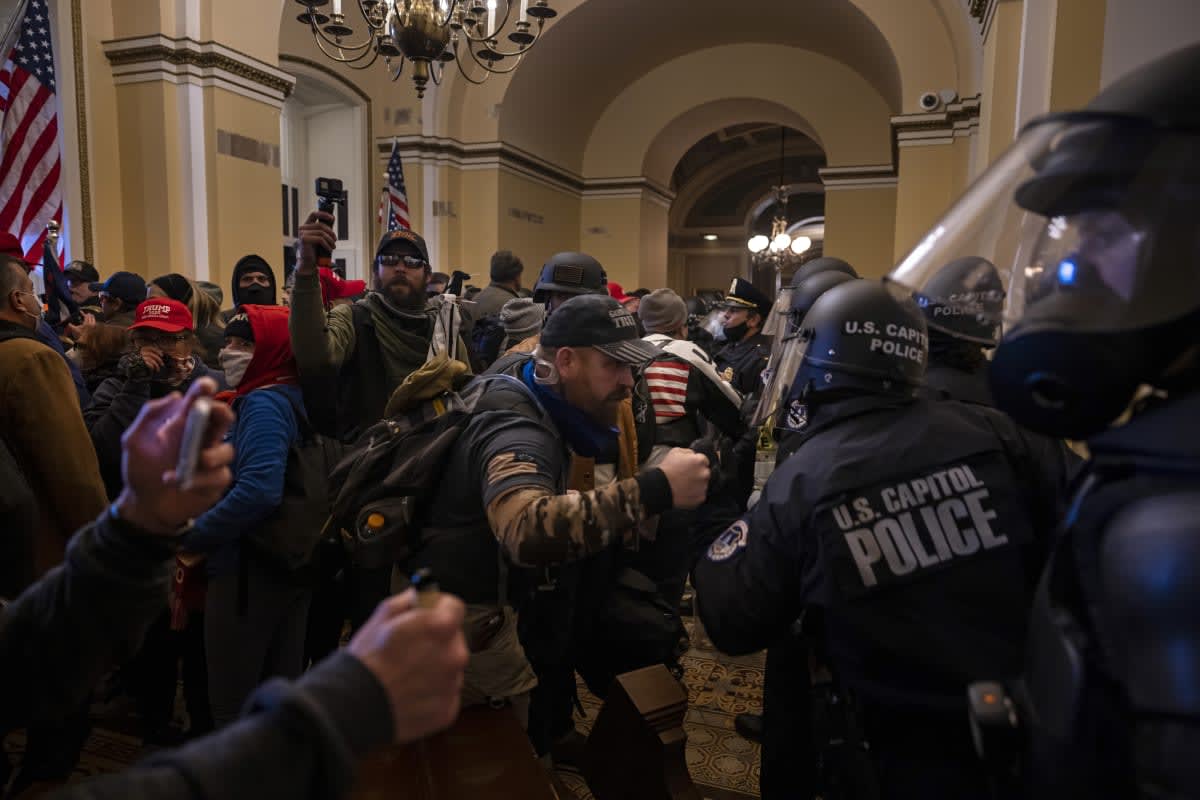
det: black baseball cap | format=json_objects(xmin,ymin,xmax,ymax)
[
  {"xmin": 91, "ymin": 270, "xmax": 147, "ymax": 307},
  {"xmin": 375, "ymin": 229, "xmax": 430, "ymax": 264},
  {"xmin": 63, "ymin": 260, "xmax": 99, "ymax": 284},
  {"xmin": 541, "ymin": 295, "xmax": 661, "ymax": 366}
]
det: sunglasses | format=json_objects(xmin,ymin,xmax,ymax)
[{"xmin": 378, "ymin": 254, "xmax": 429, "ymax": 270}]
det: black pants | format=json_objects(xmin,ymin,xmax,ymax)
[
  {"xmin": 9, "ymin": 701, "xmax": 91, "ymax": 793},
  {"xmin": 760, "ymin": 630, "xmax": 817, "ymax": 799},
  {"xmin": 305, "ymin": 540, "xmax": 350, "ymax": 666},
  {"xmin": 516, "ymin": 565, "xmax": 583, "ymax": 757},
  {"xmin": 128, "ymin": 611, "xmax": 212, "ymax": 739}
]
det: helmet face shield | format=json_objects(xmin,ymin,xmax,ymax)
[
  {"xmin": 751, "ymin": 329, "xmax": 810, "ymax": 432},
  {"xmin": 888, "ymin": 113, "xmax": 1200, "ymax": 338},
  {"xmin": 761, "ymin": 288, "xmax": 794, "ymax": 338}
]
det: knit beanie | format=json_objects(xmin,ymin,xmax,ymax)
[
  {"xmin": 638, "ymin": 288, "xmax": 688, "ymax": 334},
  {"xmin": 499, "ymin": 297, "xmax": 545, "ymax": 342},
  {"xmin": 150, "ymin": 273, "xmax": 194, "ymax": 305}
]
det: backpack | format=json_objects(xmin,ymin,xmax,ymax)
[
  {"xmin": 326, "ymin": 369, "xmax": 530, "ymax": 570},
  {"xmin": 469, "ymin": 313, "xmax": 507, "ymax": 372},
  {"xmin": 243, "ymin": 389, "xmax": 342, "ymax": 574}
]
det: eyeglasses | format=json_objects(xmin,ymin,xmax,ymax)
[{"xmin": 378, "ymin": 254, "xmax": 429, "ymax": 270}]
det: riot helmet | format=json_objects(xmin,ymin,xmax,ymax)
[
  {"xmin": 789, "ymin": 256, "xmax": 858, "ymax": 288},
  {"xmin": 887, "ymin": 42, "xmax": 1200, "ymax": 439},
  {"xmin": 914, "ymin": 257, "xmax": 1004, "ymax": 346},
  {"xmin": 794, "ymin": 280, "xmax": 926, "ymax": 395},
  {"xmin": 753, "ymin": 270, "xmax": 858, "ymax": 432},
  {"xmin": 532, "ymin": 252, "xmax": 607, "ymax": 304}
]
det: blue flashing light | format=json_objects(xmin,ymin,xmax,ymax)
[{"xmin": 1057, "ymin": 259, "xmax": 1077, "ymax": 286}]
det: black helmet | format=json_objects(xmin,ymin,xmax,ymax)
[
  {"xmin": 888, "ymin": 43, "xmax": 1200, "ymax": 439},
  {"xmin": 753, "ymin": 271, "xmax": 859, "ymax": 430},
  {"xmin": 792, "ymin": 281, "xmax": 927, "ymax": 399},
  {"xmin": 914, "ymin": 257, "xmax": 1004, "ymax": 346},
  {"xmin": 532, "ymin": 252, "xmax": 607, "ymax": 303},
  {"xmin": 789, "ymin": 271, "xmax": 857, "ymax": 329},
  {"xmin": 789, "ymin": 256, "xmax": 858, "ymax": 288}
]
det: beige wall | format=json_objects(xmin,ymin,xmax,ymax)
[
  {"xmin": 678, "ymin": 253, "xmax": 742, "ymax": 297},
  {"xmin": 496, "ymin": 172, "xmax": 582, "ymax": 275},
  {"xmin": 823, "ymin": 187, "xmax": 898, "ymax": 279},
  {"xmin": 979, "ymin": 0, "xmax": 1025, "ymax": 164},
  {"xmin": 580, "ymin": 196, "xmax": 643, "ymax": 291},
  {"xmin": 892, "ymin": 138, "xmax": 972, "ymax": 260}
]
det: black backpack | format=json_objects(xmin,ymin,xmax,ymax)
[
  {"xmin": 244, "ymin": 389, "xmax": 342, "ymax": 574},
  {"xmin": 469, "ymin": 314, "xmax": 507, "ymax": 371},
  {"xmin": 325, "ymin": 373, "xmax": 531, "ymax": 570}
]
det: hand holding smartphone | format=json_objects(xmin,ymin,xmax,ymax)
[{"xmin": 175, "ymin": 396, "xmax": 213, "ymax": 490}]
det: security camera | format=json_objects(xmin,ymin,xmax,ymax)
[{"xmin": 919, "ymin": 92, "xmax": 942, "ymax": 112}]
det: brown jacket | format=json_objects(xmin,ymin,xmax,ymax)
[{"xmin": 0, "ymin": 334, "xmax": 108, "ymax": 576}]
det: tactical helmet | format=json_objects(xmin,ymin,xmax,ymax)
[
  {"xmin": 753, "ymin": 271, "xmax": 859, "ymax": 431},
  {"xmin": 792, "ymin": 280, "xmax": 927, "ymax": 399},
  {"xmin": 789, "ymin": 256, "xmax": 858, "ymax": 288},
  {"xmin": 914, "ymin": 257, "xmax": 1004, "ymax": 346},
  {"xmin": 532, "ymin": 252, "xmax": 607, "ymax": 303},
  {"xmin": 888, "ymin": 42, "xmax": 1200, "ymax": 438}
]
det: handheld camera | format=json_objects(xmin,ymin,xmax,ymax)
[{"xmin": 315, "ymin": 177, "xmax": 348, "ymax": 260}]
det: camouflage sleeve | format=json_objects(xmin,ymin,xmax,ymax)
[{"xmin": 485, "ymin": 476, "xmax": 646, "ymax": 567}]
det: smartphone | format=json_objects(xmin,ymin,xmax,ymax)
[{"xmin": 175, "ymin": 396, "xmax": 213, "ymax": 490}]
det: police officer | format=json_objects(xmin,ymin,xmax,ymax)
[
  {"xmin": 714, "ymin": 277, "xmax": 773, "ymax": 397},
  {"xmin": 890, "ymin": 42, "xmax": 1200, "ymax": 798},
  {"xmin": 693, "ymin": 280, "xmax": 1074, "ymax": 798},
  {"xmin": 913, "ymin": 256, "xmax": 1004, "ymax": 407}
]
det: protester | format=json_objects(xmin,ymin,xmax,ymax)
[
  {"xmin": 427, "ymin": 271, "xmax": 450, "ymax": 296},
  {"xmin": 74, "ymin": 322, "xmax": 130, "ymax": 395},
  {"xmin": 472, "ymin": 250, "xmax": 525, "ymax": 320},
  {"xmin": 498, "ymin": 297, "xmax": 544, "ymax": 353},
  {"xmin": 148, "ymin": 273, "xmax": 226, "ymax": 369},
  {"xmin": 317, "ymin": 266, "xmax": 366, "ymax": 310},
  {"xmin": 86, "ymin": 299, "xmax": 224, "ymax": 499},
  {"xmin": 93, "ymin": 271, "xmax": 148, "ymax": 328},
  {"xmin": 183, "ymin": 306, "xmax": 313, "ymax": 728},
  {"xmin": 63, "ymin": 260, "xmax": 102, "ymax": 313},
  {"xmin": 223, "ymin": 255, "xmax": 276, "ymax": 321}
]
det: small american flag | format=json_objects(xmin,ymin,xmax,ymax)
[
  {"xmin": 644, "ymin": 359, "xmax": 691, "ymax": 422},
  {"xmin": 378, "ymin": 139, "xmax": 410, "ymax": 232},
  {"xmin": 0, "ymin": 0, "xmax": 64, "ymax": 264}
]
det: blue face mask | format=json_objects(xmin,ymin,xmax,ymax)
[{"xmin": 522, "ymin": 360, "xmax": 619, "ymax": 460}]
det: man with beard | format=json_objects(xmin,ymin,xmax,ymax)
[
  {"xmin": 291, "ymin": 212, "xmax": 457, "ymax": 632},
  {"xmin": 290, "ymin": 212, "xmax": 445, "ymax": 443},
  {"xmin": 415, "ymin": 294, "xmax": 711, "ymax": 740}
]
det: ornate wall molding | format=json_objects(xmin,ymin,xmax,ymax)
[
  {"xmin": 818, "ymin": 164, "xmax": 898, "ymax": 191},
  {"xmin": 890, "ymin": 94, "xmax": 981, "ymax": 147},
  {"xmin": 102, "ymin": 35, "xmax": 295, "ymax": 108},
  {"xmin": 69, "ymin": 0, "xmax": 91, "ymax": 261},
  {"xmin": 378, "ymin": 135, "xmax": 676, "ymax": 208},
  {"xmin": 969, "ymin": 0, "xmax": 1001, "ymax": 42}
]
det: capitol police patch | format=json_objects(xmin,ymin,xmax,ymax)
[
  {"xmin": 784, "ymin": 400, "xmax": 808, "ymax": 432},
  {"xmin": 706, "ymin": 520, "xmax": 749, "ymax": 562}
]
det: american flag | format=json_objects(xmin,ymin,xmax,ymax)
[
  {"xmin": 644, "ymin": 359, "xmax": 691, "ymax": 422},
  {"xmin": 378, "ymin": 139, "xmax": 410, "ymax": 232},
  {"xmin": 0, "ymin": 0, "xmax": 64, "ymax": 264}
]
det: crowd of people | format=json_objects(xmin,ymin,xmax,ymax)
[{"xmin": 1, "ymin": 41, "xmax": 1198, "ymax": 800}]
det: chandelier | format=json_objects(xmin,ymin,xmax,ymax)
[
  {"xmin": 295, "ymin": 0, "xmax": 558, "ymax": 98},
  {"xmin": 747, "ymin": 128, "xmax": 811, "ymax": 290}
]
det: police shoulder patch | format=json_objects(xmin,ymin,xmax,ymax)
[{"xmin": 707, "ymin": 519, "xmax": 749, "ymax": 562}]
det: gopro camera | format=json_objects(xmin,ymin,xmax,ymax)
[{"xmin": 314, "ymin": 177, "xmax": 348, "ymax": 259}]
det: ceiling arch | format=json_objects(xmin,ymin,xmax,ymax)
[
  {"xmin": 583, "ymin": 44, "xmax": 894, "ymax": 181},
  {"xmin": 495, "ymin": 0, "xmax": 905, "ymax": 173},
  {"xmin": 643, "ymin": 98, "xmax": 820, "ymax": 189}
]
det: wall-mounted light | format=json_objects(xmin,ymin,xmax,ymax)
[{"xmin": 703, "ymin": 234, "xmax": 718, "ymax": 241}]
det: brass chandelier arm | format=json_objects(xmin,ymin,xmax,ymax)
[
  {"xmin": 353, "ymin": 0, "xmax": 392, "ymax": 30},
  {"xmin": 385, "ymin": 55, "xmax": 408, "ymax": 81},
  {"xmin": 457, "ymin": 0, "xmax": 517, "ymax": 43},
  {"xmin": 312, "ymin": 31, "xmax": 383, "ymax": 67},
  {"xmin": 448, "ymin": 50, "xmax": 493, "ymax": 85},
  {"xmin": 463, "ymin": 41, "xmax": 527, "ymax": 74},
  {"xmin": 304, "ymin": 10, "xmax": 379, "ymax": 60}
]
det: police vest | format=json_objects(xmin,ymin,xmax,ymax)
[{"xmin": 806, "ymin": 406, "xmax": 1041, "ymax": 711}]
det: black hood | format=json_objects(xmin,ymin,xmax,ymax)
[{"xmin": 230, "ymin": 254, "xmax": 277, "ymax": 307}]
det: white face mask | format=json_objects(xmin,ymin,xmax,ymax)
[{"xmin": 219, "ymin": 347, "xmax": 253, "ymax": 388}]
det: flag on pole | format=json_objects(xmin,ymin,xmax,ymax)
[
  {"xmin": 378, "ymin": 139, "xmax": 410, "ymax": 232},
  {"xmin": 0, "ymin": 0, "xmax": 65, "ymax": 265}
]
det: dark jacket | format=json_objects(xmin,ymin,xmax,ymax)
[
  {"xmin": 35, "ymin": 318, "xmax": 89, "ymax": 408},
  {"xmin": 1, "ymin": 513, "xmax": 393, "ymax": 800},
  {"xmin": 85, "ymin": 358, "xmax": 225, "ymax": 499},
  {"xmin": 470, "ymin": 282, "xmax": 520, "ymax": 322}
]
